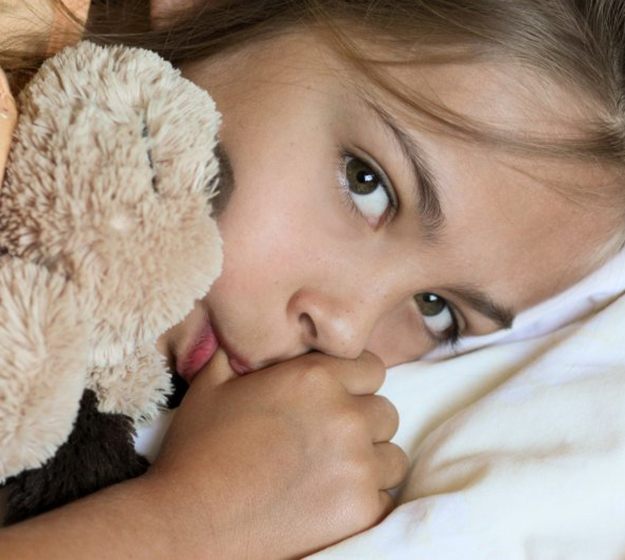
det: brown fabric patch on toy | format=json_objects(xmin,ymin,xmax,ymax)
[
  {"xmin": 2, "ymin": 390, "xmax": 148, "ymax": 525},
  {"xmin": 167, "ymin": 371, "xmax": 188, "ymax": 409}
]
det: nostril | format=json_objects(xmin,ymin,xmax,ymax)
[{"xmin": 299, "ymin": 312, "xmax": 318, "ymax": 340}]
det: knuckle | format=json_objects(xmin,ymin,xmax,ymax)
[
  {"xmin": 343, "ymin": 457, "xmax": 372, "ymax": 487},
  {"xmin": 377, "ymin": 491, "xmax": 394, "ymax": 520},
  {"xmin": 385, "ymin": 443, "xmax": 410, "ymax": 484},
  {"xmin": 363, "ymin": 350, "xmax": 385, "ymax": 369},
  {"xmin": 337, "ymin": 481, "xmax": 380, "ymax": 529},
  {"xmin": 301, "ymin": 351, "xmax": 327, "ymax": 369},
  {"xmin": 359, "ymin": 491, "xmax": 387, "ymax": 528},
  {"xmin": 367, "ymin": 350, "xmax": 386, "ymax": 372},
  {"xmin": 299, "ymin": 360, "xmax": 334, "ymax": 391},
  {"xmin": 337, "ymin": 450, "xmax": 376, "ymax": 490},
  {"xmin": 374, "ymin": 394, "xmax": 395, "ymax": 415},
  {"xmin": 392, "ymin": 445, "xmax": 410, "ymax": 476},
  {"xmin": 335, "ymin": 407, "xmax": 365, "ymax": 436},
  {"xmin": 353, "ymin": 505, "xmax": 379, "ymax": 530},
  {"xmin": 376, "ymin": 396, "xmax": 399, "ymax": 432},
  {"xmin": 362, "ymin": 352, "xmax": 386, "ymax": 386}
]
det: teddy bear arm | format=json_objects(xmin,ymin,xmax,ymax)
[{"xmin": 0, "ymin": 257, "xmax": 89, "ymax": 482}]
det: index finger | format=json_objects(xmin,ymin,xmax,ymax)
[
  {"xmin": 0, "ymin": 69, "xmax": 17, "ymax": 185},
  {"xmin": 303, "ymin": 351, "xmax": 387, "ymax": 396}
]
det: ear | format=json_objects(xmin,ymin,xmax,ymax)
[{"xmin": 150, "ymin": 0, "xmax": 224, "ymax": 29}]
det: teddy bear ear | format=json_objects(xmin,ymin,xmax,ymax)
[{"xmin": 136, "ymin": 53, "xmax": 222, "ymax": 203}]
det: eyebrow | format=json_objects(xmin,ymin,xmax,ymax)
[
  {"xmin": 445, "ymin": 284, "xmax": 516, "ymax": 330},
  {"xmin": 361, "ymin": 99, "xmax": 515, "ymax": 331},
  {"xmin": 363, "ymin": 98, "xmax": 446, "ymax": 241}
]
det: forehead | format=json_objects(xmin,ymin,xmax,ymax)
[
  {"xmin": 370, "ymin": 61, "xmax": 622, "ymax": 308},
  {"xmin": 425, "ymin": 137, "xmax": 618, "ymax": 306}
]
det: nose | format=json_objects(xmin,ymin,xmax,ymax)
[{"xmin": 288, "ymin": 288, "xmax": 376, "ymax": 360}]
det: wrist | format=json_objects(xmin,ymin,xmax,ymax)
[
  {"xmin": 0, "ymin": 475, "xmax": 178, "ymax": 560},
  {"xmin": 141, "ymin": 466, "xmax": 236, "ymax": 560}
]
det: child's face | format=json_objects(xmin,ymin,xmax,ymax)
[{"xmin": 158, "ymin": 31, "xmax": 621, "ymax": 378}]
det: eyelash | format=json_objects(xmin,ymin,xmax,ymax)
[
  {"xmin": 423, "ymin": 305, "xmax": 462, "ymax": 349},
  {"xmin": 335, "ymin": 147, "xmax": 464, "ymax": 350}
]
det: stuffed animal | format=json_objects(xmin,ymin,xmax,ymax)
[{"xmin": 0, "ymin": 41, "xmax": 223, "ymax": 524}]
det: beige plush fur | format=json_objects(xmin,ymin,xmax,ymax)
[
  {"xmin": 88, "ymin": 345, "xmax": 172, "ymax": 422},
  {"xmin": 0, "ymin": 258, "xmax": 87, "ymax": 479},
  {"xmin": 0, "ymin": 41, "xmax": 223, "ymax": 481}
]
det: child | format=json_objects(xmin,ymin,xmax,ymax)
[{"xmin": 1, "ymin": 0, "xmax": 624, "ymax": 558}]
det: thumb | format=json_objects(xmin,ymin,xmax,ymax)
[{"xmin": 194, "ymin": 348, "xmax": 237, "ymax": 388}]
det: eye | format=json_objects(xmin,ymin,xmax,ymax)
[
  {"xmin": 414, "ymin": 292, "xmax": 460, "ymax": 344},
  {"xmin": 338, "ymin": 154, "xmax": 395, "ymax": 225}
]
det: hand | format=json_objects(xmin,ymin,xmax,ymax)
[
  {"xmin": 0, "ymin": 69, "xmax": 17, "ymax": 185},
  {"xmin": 147, "ymin": 350, "xmax": 408, "ymax": 560}
]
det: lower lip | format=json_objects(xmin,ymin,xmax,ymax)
[
  {"xmin": 176, "ymin": 320, "xmax": 253, "ymax": 382},
  {"xmin": 176, "ymin": 321, "xmax": 219, "ymax": 383}
]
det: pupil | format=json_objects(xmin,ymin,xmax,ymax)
[
  {"xmin": 347, "ymin": 158, "xmax": 377, "ymax": 195},
  {"xmin": 418, "ymin": 293, "xmax": 445, "ymax": 316},
  {"xmin": 358, "ymin": 170, "xmax": 374, "ymax": 183}
]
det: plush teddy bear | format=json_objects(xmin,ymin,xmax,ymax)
[{"xmin": 0, "ymin": 40, "xmax": 223, "ymax": 524}]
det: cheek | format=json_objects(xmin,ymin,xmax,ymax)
[
  {"xmin": 208, "ymin": 182, "xmax": 321, "ymax": 307},
  {"xmin": 208, "ymin": 138, "xmax": 362, "ymax": 299},
  {"xmin": 366, "ymin": 301, "xmax": 434, "ymax": 367}
]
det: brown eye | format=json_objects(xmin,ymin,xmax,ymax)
[
  {"xmin": 415, "ymin": 293, "xmax": 446, "ymax": 316},
  {"xmin": 346, "ymin": 157, "xmax": 380, "ymax": 195},
  {"xmin": 340, "ymin": 154, "xmax": 393, "ymax": 224},
  {"xmin": 414, "ymin": 293, "xmax": 457, "ymax": 339}
]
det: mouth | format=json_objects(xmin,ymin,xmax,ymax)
[{"xmin": 175, "ymin": 316, "xmax": 253, "ymax": 383}]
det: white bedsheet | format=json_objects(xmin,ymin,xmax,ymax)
[
  {"xmin": 136, "ymin": 250, "xmax": 625, "ymax": 559},
  {"xmin": 305, "ymin": 249, "xmax": 625, "ymax": 559}
]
